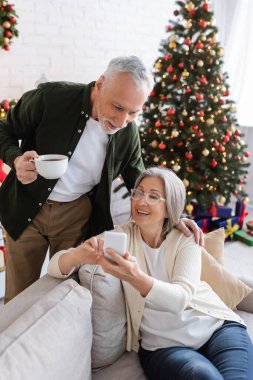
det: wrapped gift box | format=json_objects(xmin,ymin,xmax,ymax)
[
  {"xmin": 194, "ymin": 217, "xmax": 212, "ymax": 232},
  {"xmin": 235, "ymin": 199, "xmax": 248, "ymax": 229},
  {"xmin": 193, "ymin": 204, "xmax": 232, "ymax": 218},
  {"xmin": 211, "ymin": 216, "xmax": 240, "ymax": 240},
  {"xmin": 233, "ymin": 230, "xmax": 253, "ymax": 246}
]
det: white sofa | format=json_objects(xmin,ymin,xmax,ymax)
[{"xmin": 0, "ymin": 270, "xmax": 253, "ymax": 380}]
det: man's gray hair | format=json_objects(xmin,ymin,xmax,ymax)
[
  {"xmin": 104, "ymin": 56, "xmax": 154, "ymax": 92},
  {"xmin": 133, "ymin": 167, "xmax": 186, "ymax": 236}
]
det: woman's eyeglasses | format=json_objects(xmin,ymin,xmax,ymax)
[{"xmin": 130, "ymin": 189, "xmax": 166, "ymax": 205}]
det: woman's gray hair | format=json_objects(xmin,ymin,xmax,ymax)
[
  {"xmin": 104, "ymin": 56, "xmax": 154, "ymax": 92},
  {"xmin": 133, "ymin": 167, "xmax": 186, "ymax": 236}
]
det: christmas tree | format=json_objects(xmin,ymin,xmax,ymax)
[{"xmin": 139, "ymin": 0, "xmax": 250, "ymax": 214}]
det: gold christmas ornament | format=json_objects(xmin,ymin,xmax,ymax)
[
  {"xmin": 213, "ymin": 96, "xmax": 218, "ymax": 103},
  {"xmin": 173, "ymin": 163, "xmax": 181, "ymax": 172},
  {"xmin": 197, "ymin": 60, "xmax": 204, "ymax": 67},
  {"xmin": 170, "ymin": 35, "xmax": 177, "ymax": 42},
  {"xmin": 184, "ymin": 21, "xmax": 192, "ymax": 29},
  {"xmin": 183, "ymin": 178, "xmax": 189, "ymax": 187},
  {"xmin": 206, "ymin": 118, "xmax": 214, "ymax": 126},
  {"xmin": 155, "ymin": 61, "xmax": 163, "ymax": 70},
  {"xmin": 171, "ymin": 130, "xmax": 179, "ymax": 138},
  {"xmin": 185, "ymin": 1, "xmax": 195, "ymax": 11},
  {"xmin": 3, "ymin": 37, "xmax": 10, "ymax": 45},
  {"xmin": 153, "ymin": 156, "xmax": 159, "ymax": 163},
  {"xmin": 218, "ymin": 48, "xmax": 223, "ymax": 57},
  {"xmin": 169, "ymin": 42, "xmax": 177, "ymax": 49},
  {"xmin": 2, "ymin": 21, "xmax": 11, "ymax": 29},
  {"xmin": 185, "ymin": 204, "xmax": 194, "ymax": 215},
  {"xmin": 243, "ymin": 197, "xmax": 250, "ymax": 205},
  {"xmin": 150, "ymin": 140, "xmax": 158, "ymax": 148},
  {"xmin": 218, "ymin": 195, "xmax": 226, "ymax": 204},
  {"xmin": 230, "ymin": 105, "xmax": 236, "ymax": 112},
  {"xmin": 202, "ymin": 148, "xmax": 210, "ymax": 156},
  {"xmin": 182, "ymin": 69, "xmax": 189, "ymax": 78},
  {"xmin": 182, "ymin": 109, "xmax": 188, "ymax": 116}
]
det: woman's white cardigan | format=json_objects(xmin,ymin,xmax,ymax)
[{"xmin": 116, "ymin": 222, "xmax": 244, "ymax": 352}]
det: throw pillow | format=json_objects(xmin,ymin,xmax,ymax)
[
  {"xmin": 79, "ymin": 264, "xmax": 127, "ymax": 370},
  {"xmin": 201, "ymin": 228, "xmax": 252, "ymax": 309},
  {"xmin": 0, "ymin": 279, "xmax": 93, "ymax": 380}
]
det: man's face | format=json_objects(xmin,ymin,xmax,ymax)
[{"xmin": 94, "ymin": 72, "xmax": 149, "ymax": 135}]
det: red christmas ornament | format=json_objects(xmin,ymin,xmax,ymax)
[
  {"xmin": 198, "ymin": 111, "xmax": 205, "ymax": 117},
  {"xmin": 172, "ymin": 75, "xmax": 178, "ymax": 81},
  {"xmin": 177, "ymin": 141, "xmax": 184, "ymax": 147},
  {"xmin": 7, "ymin": 4, "xmax": 13, "ymax": 11},
  {"xmin": 192, "ymin": 125, "xmax": 199, "ymax": 130},
  {"xmin": 218, "ymin": 145, "xmax": 225, "ymax": 153},
  {"xmin": 199, "ymin": 19, "xmax": 207, "ymax": 28},
  {"xmin": 167, "ymin": 109, "xmax": 175, "ymax": 115},
  {"xmin": 148, "ymin": 128, "xmax": 152, "ymax": 133},
  {"xmin": 2, "ymin": 101, "xmax": 10, "ymax": 111},
  {"xmin": 244, "ymin": 151, "xmax": 250, "ymax": 157},
  {"xmin": 150, "ymin": 90, "xmax": 156, "ymax": 97},
  {"xmin": 203, "ymin": 3, "xmax": 209, "ymax": 11},
  {"xmin": 210, "ymin": 160, "xmax": 218, "ymax": 168},
  {"xmin": 189, "ymin": 9, "xmax": 196, "ymax": 16},
  {"xmin": 178, "ymin": 63, "xmax": 184, "ymax": 68},
  {"xmin": 199, "ymin": 76, "xmax": 208, "ymax": 85},
  {"xmin": 221, "ymin": 116, "xmax": 227, "ymax": 123},
  {"xmin": 158, "ymin": 142, "xmax": 166, "ymax": 150},
  {"xmin": 219, "ymin": 99, "xmax": 226, "ymax": 105},
  {"xmin": 10, "ymin": 16, "xmax": 16, "ymax": 24},
  {"xmin": 3, "ymin": 45, "xmax": 10, "ymax": 51},
  {"xmin": 184, "ymin": 37, "xmax": 192, "ymax": 46},
  {"xmin": 223, "ymin": 136, "xmax": 230, "ymax": 143},
  {"xmin": 167, "ymin": 65, "xmax": 174, "ymax": 73},
  {"xmin": 196, "ymin": 93, "xmax": 203, "ymax": 101},
  {"xmin": 5, "ymin": 30, "xmax": 12, "ymax": 38},
  {"xmin": 160, "ymin": 95, "xmax": 166, "ymax": 101},
  {"xmin": 155, "ymin": 121, "xmax": 162, "ymax": 128},
  {"xmin": 195, "ymin": 42, "xmax": 204, "ymax": 49},
  {"xmin": 179, "ymin": 121, "xmax": 185, "ymax": 127},
  {"xmin": 213, "ymin": 141, "xmax": 219, "ymax": 148},
  {"xmin": 185, "ymin": 87, "xmax": 192, "ymax": 93},
  {"xmin": 226, "ymin": 130, "xmax": 232, "ymax": 137},
  {"xmin": 235, "ymin": 129, "xmax": 241, "ymax": 136},
  {"xmin": 190, "ymin": 65, "xmax": 195, "ymax": 70},
  {"xmin": 185, "ymin": 152, "xmax": 193, "ymax": 160},
  {"xmin": 197, "ymin": 131, "xmax": 203, "ymax": 137},
  {"xmin": 165, "ymin": 53, "xmax": 172, "ymax": 61},
  {"xmin": 224, "ymin": 90, "xmax": 230, "ymax": 96},
  {"xmin": 166, "ymin": 25, "xmax": 172, "ymax": 31}
]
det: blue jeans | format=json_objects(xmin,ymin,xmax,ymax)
[{"xmin": 139, "ymin": 321, "xmax": 253, "ymax": 380}]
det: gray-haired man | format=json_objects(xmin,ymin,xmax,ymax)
[{"xmin": 0, "ymin": 56, "xmax": 201, "ymax": 302}]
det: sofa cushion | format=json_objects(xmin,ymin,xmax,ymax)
[
  {"xmin": 79, "ymin": 264, "xmax": 127, "ymax": 370},
  {"xmin": 0, "ymin": 279, "xmax": 92, "ymax": 380},
  {"xmin": 93, "ymin": 351, "xmax": 146, "ymax": 380},
  {"xmin": 78, "ymin": 265, "xmax": 127, "ymax": 369},
  {"xmin": 201, "ymin": 228, "xmax": 252, "ymax": 310}
]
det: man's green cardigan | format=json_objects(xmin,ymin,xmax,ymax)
[{"xmin": 0, "ymin": 81, "xmax": 144, "ymax": 240}]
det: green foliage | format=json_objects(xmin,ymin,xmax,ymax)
[{"xmin": 139, "ymin": 0, "xmax": 250, "ymax": 209}]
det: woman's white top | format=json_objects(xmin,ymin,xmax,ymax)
[{"xmin": 140, "ymin": 241, "xmax": 223, "ymax": 350}]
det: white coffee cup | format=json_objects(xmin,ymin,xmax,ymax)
[{"xmin": 34, "ymin": 154, "xmax": 68, "ymax": 179}]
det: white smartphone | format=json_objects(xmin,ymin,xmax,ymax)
[{"xmin": 103, "ymin": 231, "xmax": 127, "ymax": 261}]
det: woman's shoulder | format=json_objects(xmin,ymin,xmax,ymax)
[{"xmin": 166, "ymin": 228, "xmax": 198, "ymax": 248}]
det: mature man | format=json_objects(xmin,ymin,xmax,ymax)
[{"xmin": 0, "ymin": 56, "xmax": 201, "ymax": 302}]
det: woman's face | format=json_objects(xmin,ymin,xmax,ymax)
[{"xmin": 131, "ymin": 176, "xmax": 168, "ymax": 231}]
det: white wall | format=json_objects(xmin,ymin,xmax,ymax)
[{"xmin": 0, "ymin": 0, "xmax": 173, "ymax": 99}]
